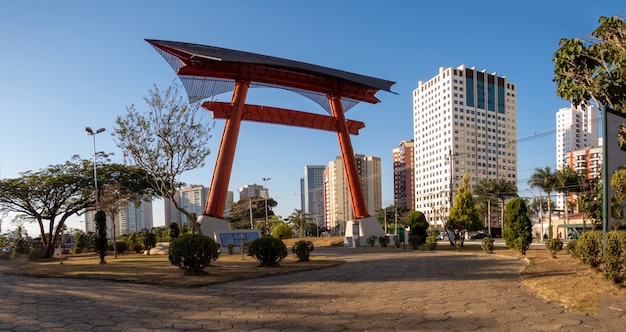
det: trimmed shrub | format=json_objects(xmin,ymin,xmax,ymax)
[
  {"xmin": 503, "ymin": 198, "xmax": 533, "ymax": 249},
  {"xmin": 514, "ymin": 237, "xmax": 530, "ymax": 255},
  {"xmin": 545, "ymin": 238, "xmax": 563, "ymax": 258},
  {"xmin": 242, "ymin": 240, "xmax": 253, "ymax": 254},
  {"xmin": 227, "ymin": 242, "xmax": 235, "ymax": 255},
  {"xmin": 248, "ymin": 236, "xmax": 288, "ymax": 267},
  {"xmin": 409, "ymin": 234, "xmax": 420, "ymax": 250},
  {"xmin": 481, "ymin": 237, "xmax": 494, "ymax": 253},
  {"xmin": 292, "ymin": 240, "xmax": 314, "ymax": 262},
  {"xmin": 576, "ymin": 231, "xmax": 603, "ymax": 267},
  {"xmin": 168, "ymin": 234, "xmax": 220, "ymax": 275},
  {"xmin": 603, "ymin": 231, "xmax": 626, "ymax": 283},
  {"xmin": 130, "ymin": 243, "xmax": 143, "ymax": 253},
  {"xmin": 426, "ymin": 235, "xmax": 438, "ymax": 250},
  {"xmin": 378, "ymin": 236, "xmax": 390, "ymax": 248},
  {"xmin": 108, "ymin": 241, "xmax": 128, "ymax": 253},
  {"xmin": 366, "ymin": 236, "xmax": 377, "ymax": 247},
  {"xmin": 566, "ymin": 239, "xmax": 579, "ymax": 258},
  {"xmin": 95, "ymin": 210, "xmax": 108, "ymax": 264},
  {"xmin": 28, "ymin": 242, "xmax": 44, "ymax": 261},
  {"xmin": 14, "ymin": 239, "xmax": 29, "ymax": 254}
]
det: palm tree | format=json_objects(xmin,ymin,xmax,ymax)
[
  {"xmin": 555, "ymin": 166, "xmax": 582, "ymax": 222},
  {"xmin": 473, "ymin": 179, "xmax": 498, "ymax": 234},
  {"xmin": 528, "ymin": 166, "xmax": 557, "ymax": 238},
  {"xmin": 473, "ymin": 178, "xmax": 517, "ymax": 234},
  {"xmin": 288, "ymin": 209, "xmax": 308, "ymax": 237}
]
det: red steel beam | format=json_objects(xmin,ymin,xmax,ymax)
[
  {"xmin": 328, "ymin": 93, "xmax": 370, "ymax": 219},
  {"xmin": 204, "ymin": 80, "xmax": 250, "ymax": 218},
  {"xmin": 203, "ymin": 101, "xmax": 365, "ymax": 135}
]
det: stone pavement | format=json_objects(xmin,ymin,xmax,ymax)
[{"xmin": 0, "ymin": 247, "xmax": 624, "ymax": 331}]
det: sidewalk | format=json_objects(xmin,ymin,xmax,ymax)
[{"xmin": 0, "ymin": 247, "xmax": 622, "ymax": 331}]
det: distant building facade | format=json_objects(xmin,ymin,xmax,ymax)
[
  {"xmin": 165, "ymin": 184, "xmax": 233, "ymax": 226},
  {"xmin": 392, "ymin": 140, "xmax": 415, "ymax": 210},
  {"xmin": 326, "ymin": 154, "xmax": 382, "ymax": 234},
  {"xmin": 556, "ymin": 103, "xmax": 599, "ymax": 210},
  {"xmin": 302, "ymin": 165, "xmax": 326, "ymax": 228},
  {"xmin": 85, "ymin": 198, "xmax": 153, "ymax": 238}
]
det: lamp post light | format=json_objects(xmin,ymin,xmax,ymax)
[
  {"xmin": 86, "ymin": 127, "xmax": 106, "ymax": 211},
  {"xmin": 261, "ymin": 177, "xmax": 271, "ymax": 221}
]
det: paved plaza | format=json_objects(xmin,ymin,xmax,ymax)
[{"xmin": 1, "ymin": 247, "xmax": 625, "ymax": 331}]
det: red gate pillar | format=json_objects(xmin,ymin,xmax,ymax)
[
  {"xmin": 204, "ymin": 80, "xmax": 250, "ymax": 218},
  {"xmin": 328, "ymin": 94, "xmax": 369, "ymax": 219}
]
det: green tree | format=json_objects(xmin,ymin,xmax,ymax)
[
  {"xmin": 113, "ymin": 82, "xmax": 213, "ymax": 233},
  {"xmin": 553, "ymin": 16, "xmax": 626, "ymax": 114},
  {"xmin": 228, "ymin": 198, "xmax": 277, "ymax": 229},
  {"xmin": 141, "ymin": 228, "xmax": 157, "ymax": 255},
  {"xmin": 555, "ymin": 166, "xmax": 583, "ymax": 221},
  {"xmin": 0, "ymin": 157, "xmax": 94, "ymax": 258},
  {"xmin": 529, "ymin": 166, "xmax": 557, "ymax": 238},
  {"xmin": 286, "ymin": 209, "xmax": 307, "ymax": 237},
  {"xmin": 169, "ymin": 222, "xmax": 180, "ymax": 241},
  {"xmin": 407, "ymin": 210, "xmax": 428, "ymax": 244},
  {"xmin": 446, "ymin": 174, "xmax": 482, "ymax": 241},
  {"xmin": 376, "ymin": 205, "xmax": 409, "ymax": 233},
  {"xmin": 270, "ymin": 221, "xmax": 293, "ymax": 239},
  {"xmin": 95, "ymin": 210, "xmax": 108, "ymax": 264},
  {"xmin": 97, "ymin": 162, "xmax": 158, "ymax": 258},
  {"xmin": 503, "ymin": 198, "xmax": 533, "ymax": 251}
]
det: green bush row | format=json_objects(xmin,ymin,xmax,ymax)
[{"xmin": 566, "ymin": 230, "xmax": 626, "ymax": 283}]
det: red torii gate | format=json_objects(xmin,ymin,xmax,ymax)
[{"xmin": 146, "ymin": 40, "xmax": 395, "ymax": 236}]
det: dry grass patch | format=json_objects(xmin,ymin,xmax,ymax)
[
  {"xmin": 496, "ymin": 248, "xmax": 626, "ymax": 313},
  {"xmin": 0, "ymin": 252, "xmax": 341, "ymax": 287}
]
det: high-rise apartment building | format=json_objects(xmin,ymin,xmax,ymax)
[
  {"xmin": 239, "ymin": 184, "xmax": 267, "ymax": 200},
  {"xmin": 165, "ymin": 184, "xmax": 233, "ymax": 226},
  {"xmin": 393, "ymin": 140, "xmax": 415, "ymax": 210},
  {"xmin": 413, "ymin": 65, "xmax": 517, "ymax": 228},
  {"xmin": 302, "ymin": 165, "xmax": 326, "ymax": 227},
  {"xmin": 556, "ymin": 103, "xmax": 599, "ymax": 169},
  {"xmin": 326, "ymin": 154, "xmax": 382, "ymax": 234},
  {"xmin": 85, "ymin": 198, "xmax": 153, "ymax": 238},
  {"xmin": 555, "ymin": 103, "xmax": 599, "ymax": 210}
]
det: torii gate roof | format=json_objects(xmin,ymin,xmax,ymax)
[{"xmin": 146, "ymin": 39, "xmax": 396, "ymax": 114}]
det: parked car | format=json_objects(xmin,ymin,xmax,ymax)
[{"xmin": 470, "ymin": 232, "xmax": 489, "ymax": 240}]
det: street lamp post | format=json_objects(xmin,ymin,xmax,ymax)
[
  {"xmin": 86, "ymin": 127, "xmax": 106, "ymax": 211},
  {"xmin": 261, "ymin": 177, "xmax": 271, "ymax": 221}
]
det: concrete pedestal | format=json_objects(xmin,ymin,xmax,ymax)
[
  {"xmin": 198, "ymin": 215, "xmax": 231, "ymax": 238},
  {"xmin": 343, "ymin": 216, "xmax": 385, "ymax": 247}
]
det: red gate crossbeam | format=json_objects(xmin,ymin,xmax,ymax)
[
  {"xmin": 179, "ymin": 64, "xmax": 381, "ymax": 104},
  {"xmin": 203, "ymin": 101, "xmax": 365, "ymax": 135}
]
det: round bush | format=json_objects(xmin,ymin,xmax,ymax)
[
  {"xmin": 248, "ymin": 236, "xmax": 288, "ymax": 267},
  {"xmin": 604, "ymin": 230, "xmax": 626, "ymax": 283},
  {"xmin": 378, "ymin": 236, "xmax": 390, "ymax": 247},
  {"xmin": 545, "ymin": 238, "xmax": 563, "ymax": 258},
  {"xmin": 576, "ymin": 231, "xmax": 603, "ymax": 267},
  {"xmin": 292, "ymin": 240, "xmax": 314, "ymax": 262},
  {"xmin": 168, "ymin": 234, "xmax": 220, "ymax": 275}
]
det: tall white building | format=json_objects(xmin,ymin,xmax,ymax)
[
  {"xmin": 325, "ymin": 154, "xmax": 382, "ymax": 234},
  {"xmin": 555, "ymin": 103, "xmax": 599, "ymax": 210},
  {"xmin": 413, "ymin": 65, "xmax": 518, "ymax": 228},
  {"xmin": 165, "ymin": 184, "xmax": 233, "ymax": 226}
]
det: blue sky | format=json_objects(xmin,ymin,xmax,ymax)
[{"xmin": 1, "ymin": 1, "xmax": 624, "ymax": 235}]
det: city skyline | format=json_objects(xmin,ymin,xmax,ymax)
[{"xmin": 1, "ymin": 1, "xmax": 624, "ymax": 236}]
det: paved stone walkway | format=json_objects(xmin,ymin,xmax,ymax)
[{"xmin": 0, "ymin": 247, "xmax": 624, "ymax": 331}]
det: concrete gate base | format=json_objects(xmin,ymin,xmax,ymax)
[
  {"xmin": 198, "ymin": 215, "xmax": 231, "ymax": 238},
  {"xmin": 343, "ymin": 216, "xmax": 385, "ymax": 247}
]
